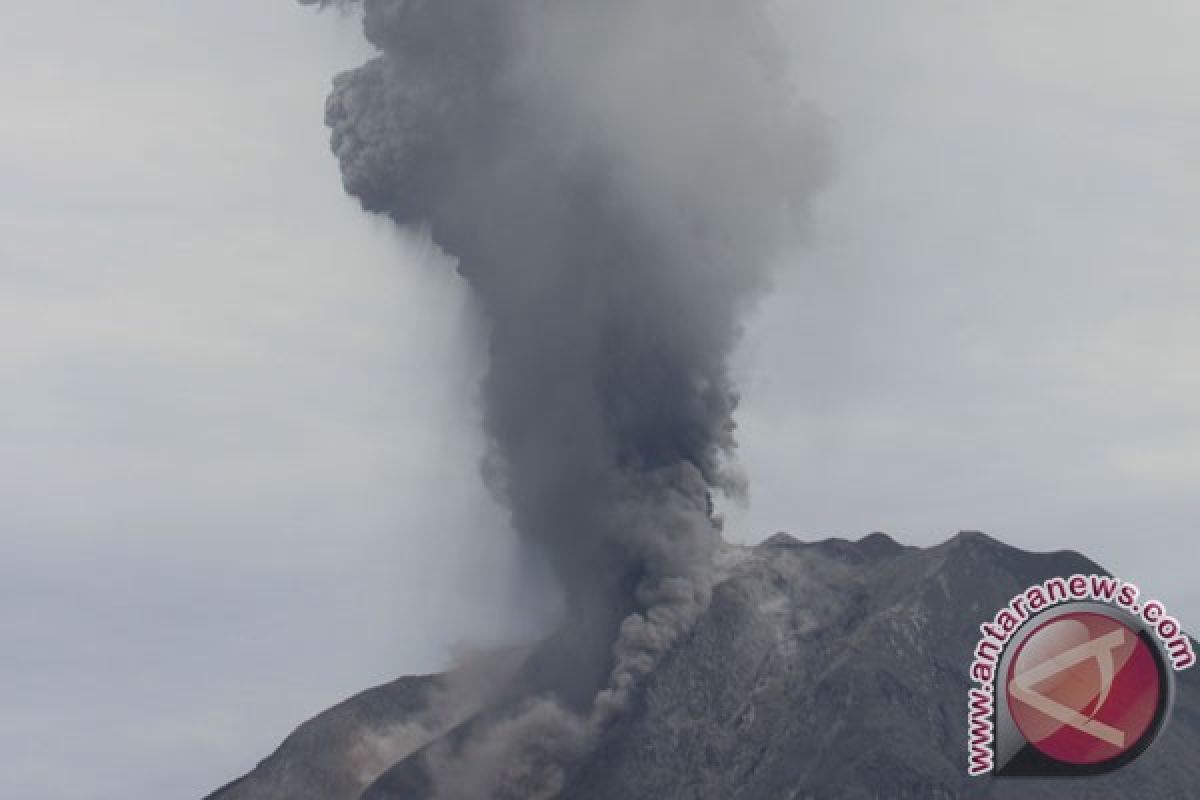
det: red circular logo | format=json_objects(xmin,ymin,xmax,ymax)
[{"xmin": 1006, "ymin": 611, "xmax": 1162, "ymax": 766}]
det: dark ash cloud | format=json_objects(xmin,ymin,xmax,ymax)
[{"xmin": 304, "ymin": 0, "xmax": 829, "ymax": 794}]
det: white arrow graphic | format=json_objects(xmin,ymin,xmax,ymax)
[{"xmin": 1008, "ymin": 627, "xmax": 1127, "ymax": 749}]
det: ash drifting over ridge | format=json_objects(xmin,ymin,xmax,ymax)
[
  {"xmin": 207, "ymin": 534, "xmax": 1200, "ymax": 799},
  {"xmin": 298, "ymin": 0, "xmax": 828, "ymax": 795}
]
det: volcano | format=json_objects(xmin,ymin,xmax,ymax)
[{"xmin": 205, "ymin": 532, "xmax": 1200, "ymax": 799}]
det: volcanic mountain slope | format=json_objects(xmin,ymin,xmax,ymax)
[
  {"xmin": 208, "ymin": 532, "xmax": 1200, "ymax": 799},
  {"xmin": 204, "ymin": 647, "xmax": 532, "ymax": 800}
]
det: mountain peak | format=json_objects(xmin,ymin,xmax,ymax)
[{"xmin": 208, "ymin": 532, "xmax": 1200, "ymax": 800}]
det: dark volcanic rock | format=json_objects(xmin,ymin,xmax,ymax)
[
  {"xmin": 556, "ymin": 532, "xmax": 1200, "ymax": 798},
  {"xmin": 211, "ymin": 533, "xmax": 1200, "ymax": 799}
]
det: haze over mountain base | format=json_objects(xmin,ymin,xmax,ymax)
[{"xmin": 207, "ymin": 532, "xmax": 1200, "ymax": 800}]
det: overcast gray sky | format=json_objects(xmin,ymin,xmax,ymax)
[{"xmin": 1, "ymin": 3, "xmax": 1196, "ymax": 799}]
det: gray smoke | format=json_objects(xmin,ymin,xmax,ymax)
[{"xmin": 301, "ymin": 0, "xmax": 828, "ymax": 795}]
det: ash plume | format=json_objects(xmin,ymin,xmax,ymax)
[{"xmin": 301, "ymin": 0, "xmax": 828, "ymax": 795}]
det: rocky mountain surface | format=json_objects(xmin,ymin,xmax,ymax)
[{"xmin": 207, "ymin": 532, "xmax": 1200, "ymax": 799}]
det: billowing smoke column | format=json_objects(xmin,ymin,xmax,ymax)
[{"xmin": 302, "ymin": 0, "xmax": 827, "ymax": 795}]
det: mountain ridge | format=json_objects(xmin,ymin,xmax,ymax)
[{"xmin": 207, "ymin": 532, "xmax": 1200, "ymax": 799}]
